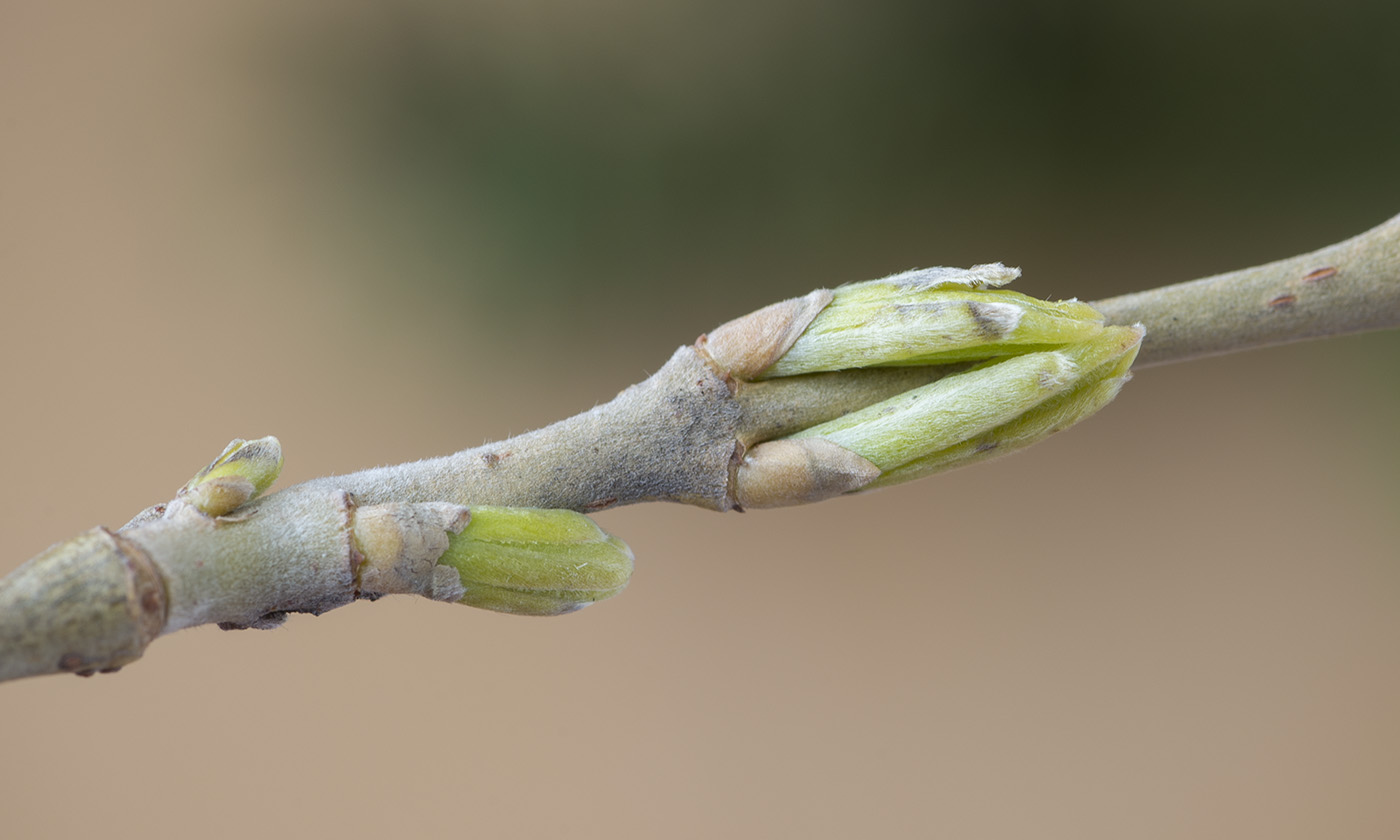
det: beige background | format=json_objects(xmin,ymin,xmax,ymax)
[{"xmin": 3, "ymin": 2, "xmax": 1398, "ymax": 838}]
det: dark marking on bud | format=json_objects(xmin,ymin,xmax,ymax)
[
  {"xmin": 584, "ymin": 496, "xmax": 618, "ymax": 511},
  {"xmin": 225, "ymin": 446, "xmax": 257, "ymax": 463},
  {"xmin": 1301, "ymin": 266, "xmax": 1337, "ymax": 283},
  {"xmin": 966, "ymin": 301, "xmax": 1006, "ymax": 339},
  {"xmin": 974, "ymin": 441, "xmax": 999, "ymax": 454},
  {"xmin": 58, "ymin": 653, "xmax": 85, "ymax": 672},
  {"xmin": 1268, "ymin": 294, "xmax": 1298, "ymax": 310}
]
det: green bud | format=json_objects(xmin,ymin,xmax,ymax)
[
  {"xmin": 761, "ymin": 264, "xmax": 1106, "ymax": 378},
  {"xmin": 873, "ymin": 327, "xmax": 1136, "ymax": 484},
  {"xmin": 788, "ymin": 324, "xmax": 1143, "ymax": 487},
  {"xmin": 865, "ymin": 325, "xmax": 1142, "ymax": 488},
  {"xmin": 791, "ymin": 349, "xmax": 1077, "ymax": 471},
  {"xmin": 438, "ymin": 506, "xmax": 634, "ymax": 616},
  {"xmin": 180, "ymin": 436, "xmax": 283, "ymax": 516}
]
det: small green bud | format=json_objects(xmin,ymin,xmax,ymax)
[
  {"xmin": 784, "ymin": 325, "xmax": 1143, "ymax": 493},
  {"xmin": 761, "ymin": 264, "xmax": 1106, "ymax": 378},
  {"xmin": 791, "ymin": 349, "xmax": 1081, "ymax": 471},
  {"xmin": 865, "ymin": 325, "xmax": 1142, "ymax": 488},
  {"xmin": 868, "ymin": 327, "xmax": 1142, "ymax": 484},
  {"xmin": 438, "ymin": 506, "xmax": 634, "ymax": 616},
  {"xmin": 180, "ymin": 437, "xmax": 283, "ymax": 516}
]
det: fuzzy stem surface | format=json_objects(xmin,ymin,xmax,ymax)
[
  {"xmin": 3, "ymin": 213, "xmax": 1398, "ymax": 683},
  {"xmin": 1091, "ymin": 213, "xmax": 1400, "ymax": 366}
]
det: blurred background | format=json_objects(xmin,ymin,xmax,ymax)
[{"xmin": 2, "ymin": 1, "xmax": 1398, "ymax": 837}]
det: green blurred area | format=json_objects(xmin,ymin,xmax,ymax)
[{"xmin": 260, "ymin": 0, "xmax": 1400, "ymax": 341}]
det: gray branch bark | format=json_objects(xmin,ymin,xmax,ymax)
[
  {"xmin": 1092, "ymin": 213, "xmax": 1400, "ymax": 366},
  {"xmin": 3, "ymin": 213, "xmax": 1397, "ymax": 684}
]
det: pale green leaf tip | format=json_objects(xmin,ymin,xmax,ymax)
[
  {"xmin": 439, "ymin": 506, "xmax": 634, "ymax": 616},
  {"xmin": 866, "ymin": 333, "xmax": 1140, "ymax": 488},
  {"xmin": 181, "ymin": 436, "xmax": 284, "ymax": 516},
  {"xmin": 761, "ymin": 264, "xmax": 1106, "ymax": 378},
  {"xmin": 792, "ymin": 324, "xmax": 1143, "ymax": 487}
]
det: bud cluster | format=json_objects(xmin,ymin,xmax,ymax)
[{"xmin": 730, "ymin": 264, "xmax": 1143, "ymax": 507}]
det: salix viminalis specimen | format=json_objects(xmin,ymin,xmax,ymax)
[
  {"xmin": 10, "ymin": 210, "xmax": 1400, "ymax": 683},
  {"xmin": 3, "ymin": 263, "xmax": 1138, "ymax": 682}
]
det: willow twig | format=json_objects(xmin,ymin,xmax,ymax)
[
  {"xmin": 1091, "ymin": 213, "xmax": 1400, "ymax": 366},
  {"xmin": 2, "ymin": 214, "xmax": 1397, "ymax": 684}
]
